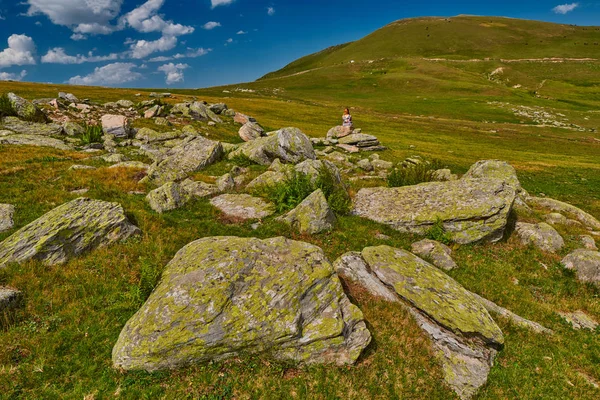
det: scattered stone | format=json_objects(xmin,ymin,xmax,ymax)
[
  {"xmin": 246, "ymin": 170, "xmax": 287, "ymax": 190},
  {"xmin": 371, "ymin": 159, "xmax": 393, "ymax": 170},
  {"xmin": 1, "ymin": 116, "xmax": 62, "ymax": 136},
  {"xmin": 0, "ymin": 204, "xmax": 15, "ymax": 233},
  {"xmin": 527, "ymin": 197, "xmax": 600, "ymax": 231},
  {"xmin": 0, "ymin": 134, "xmax": 70, "ymax": 150},
  {"xmin": 208, "ymin": 121, "xmax": 216, "ymax": 127},
  {"xmin": 69, "ymin": 164, "xmax": 96, "ymax": 171},
  {"xmin": 562, "ymin": 249, "xmax": 600, "ymax": 285},
  {"xmin": 0, "ymin": 287, "xmax": 22, "ymax": 315},
  {"xmin": 559, "ymin": 310, "xmax": 598, "ymax": 330},
  {"xmin": 209, "ymin": 103, "xmax": 228, "ymax": 114},
  {"xmin": 70, "ymin": 188, "xmax": 89, "ymax": 195},
  {"xmin": 6, "ymin": 93, "xmax": 48, "ymax": 122},
  {"xmin": 432, "ymin": 168, "xmax": 458, "ymax": 181},
  {"xmin": 154, "ymin": 117, "xmax": 171, "ymax": 126},
  {"xmin": 116, "ymin": 100, "xmax": 134, "ymax": 108},
  {"xmin": 112, "ymin": 236, "xmax": 371, "ymax": 371},
  {"xmin": 327, "ymin": 125, "xmax": 354, "ymax": 139},
  {"xmin": 109, "ymin": 161, "xmax": 150, "ymax": 170},
  {"xmin": 0, "ymin": 198, "xmax": 140, "ymax": 267},
  {"xmin": 144, "ymin": 105, "xmax": 162, "ymax": 118},
  {"xmin": 278, "ymin": 189, "xmax": 336, "ymax": 234},
  {"xmin": 180, "ymin": 179, "xmax": 219, "ymax": 199},
  {"xmin": 336, "ymin": 143, "xmax": 360, "ymax": 153},
  {"xmin": 374, "ymin": 232, "xmax": 391, "ymax": 240},
  {"xmin": 579, "ymin": 235, "xmax": 598, "ymax": 250},
  {"xmin": 189, "ymin": 102, "xmax": 222, "ymax": 123},
  {"xmin": 216, "ymin": 173, "xmax": 235, "ymax": 192},
  {"xmin": 58, "ymin": 92, "xmax": 78, "ymax": 102},
  {"xmin": 135, "ymin": 128, "xmax": 181, "ymax": 143},
  {"xmin": 101, "ymin": 115, "xmax": 131, "ymax": 138},
  {"xmin": 62, "ymin": 122, "xmax": 85, "ymax": 136},
  {"xmin": 210, "ymin": 194, "xmax": 275, "ymax": 220},
  {"xmin": 515, "ymin": 222, "xmax": 564, "ymax": 253},
  {"xmin": 338, "ymin": 133, "xmax": 380, "ymax": 148},
  {"xmin": 335, "ymin": 247, "xmax": 503, "ymax": 400},
  {"xmin": 233, "ymin": 112, "xmax": 256, "ymax": 125},
  {"xmin": 228, "ymin": 127, "xmax": 316, "ymax": 165},
  {"xmin": 357, "ymin": 158, "xmax": 374, "ymax": 171},
  {"xmin": 102, "ymin": 153, "xmax": 129, "ymax": 163},
  {"xmin": 410, "ymin": 239, "xmax": 457, "ymax": 270},
  {"xmin": 146, "ymin": 182, "xmax": 186, "ymax": 213},
  {"xmin": 238, "ymin": 122, "xmax": 265, "ymax": 142},
  {"xmin": 353, "ymin": 178, "xmax": 515, "ymax": 244}
]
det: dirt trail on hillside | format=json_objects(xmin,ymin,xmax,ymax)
[{"xmin": 425, "ymin": 57, "xmax": 598, "ymax": 63}]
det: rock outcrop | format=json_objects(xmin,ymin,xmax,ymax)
[
  {"xmin": 112, "ymin": 236, "xmax": 371, "ymax": 371},
  {"xmin": 278, "ymin": 189, "xmax": 336, "ymax": 234},
  {"xmin": 515, "ymin": 222, "xmax": 564, "ymax": 253},
  {"xmin": 0, "ymin": 198, "xmax": 140, "ymax": 267},
  {"xmin": 0, "ymin": 287, "xmax": 22, "ymax": 315},
  {"xmin": 463, "ymin": 160, "xmax": 522, "ymax": 193},
  {"xmin": 0, "ymin": 134, "xmax": 71, "ymax": 150},
  {"xmin": 228, "ymin": 127, "xmax": 315, "ymax": 165},
  {"xmin": 1, "ymin": 117, "xmax": 62, "ymax": 136},
  {"xmin": 7, "ymin": 93, "xmax": 48, "ymax": 122},
  {"xmin": 562, "ymin": 249, "xmax": 600, "ymax": 285},
  {"xmin": 352, "ymin": 179, "xmax": 516, "ymax": 244},
  {"xmin": 335, "ymin": 247, "xmax": 503, "ymax": 399}
]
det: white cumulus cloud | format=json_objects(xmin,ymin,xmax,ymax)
[
  {"xmin": 237, "ymin": 30, "xmax": 247, "ymax": 35},
  {"xmin": 148, "ymin": 47, "xmax": 211, "ymax": 62},
  {"xmin": 211, "ymin": 0, "xmax": 235, "ymax": 8},
  {"xmin": 0, "ymin": 70, "xmax": 27, "ymax": 81},
  {"xmin": 0, "ymin": 34, "xmax": 37, "ymax": 68},
  {"xmin": 41, "ymin": 48, "xmax": 118, "ymax": 64},
  {"xmin": 158, "ymin": 62, "xmax": 188, "ymax": 84},
  {"xmin": 120, "ymin": 0, "xmax": 193, "ymax": 36},
  {"xmin": 128, "ymin": 35, "xmax": 178, "ymax": 59},
  {"xmin": 71, "ymin": 33, "xmax": 87, "ymax": 41},
  {"xmin": 267, "ymin": 7, "xmax": 275, "ymax": 16},
  {"xmin": 552, "ymin": 3, "xmax": 579, "ymax": 14},
  {"xmin": 203, "ymin": 21, "xmax": 221, "ymax": 30},
  {"xmin": 68, "ymin": 62, "xmax": 142, "ymax": 85}
]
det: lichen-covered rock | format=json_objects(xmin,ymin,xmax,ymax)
[
  {"xmin": 411, "ymin": 239, "xmax": 457, "ymax": 270},
  {"xmin": 146, "ymin": 136, "xmax": 224, "ymax": 185},
  {"xmin": 544, "ymin": 212, "xmax": 568, "ymax": 226},
  {"xmin": 58, "ymin": 92, "xmax": 78, "ymax": 102},
  {"xmin": 109, "ymin": 161, "xmax": 150, "ymax": 170},
  {"xmin": 0, "ymin": 204, "xmax": 15, "ymax": 233},
  {"xmin": 209, "ymin": 103, "xmax": 228, "ymax": 114},
  {"xmin": 0, "ymin": 286, "xmax": 22, "ymax": 315},
  {"xmin": 216, "ymin": 173, "xmax": 235, "ymax": 192},
  {"xmin": 189, "ymin": 102, "xmax": 222, "ymax": 123},
  {"xmin": 101, "ymin": 114, "xmax": 131, "ymax": 138},
  {"xmin": 112, "ymin": 236, "xmax": 371, "ymax": 371},
  {"xmin": 527, "ymin": 197, "xmax": 600, "ymax": 231},
  {"xmin": 246, "ymin": 171, "xmax": 288, "ymax": 190},
  {"xmin": 0, "ymin": 134, "xmax": 71, "ymax": 150},
  {"xmin": 278, "ymin": 189, "xmax": 336, "ymax": 234},
  {"xmin": 180, "ymin": 179, "xmax": 219, "ymax": 199},
  {"xmin": 579, "ymin": 235, "xmax": 598, "ymax": 250},
  {"xmin": 117, "ymin": 100, "xmax": 134, "ymax": 108},
  {"xmin": 102, "ymin": 153, "xmax": 129, "ymax": 163},
  {"xmin": 1, "ymin": 116, "xmax": 62, "ymax": 136},
  {"xmin": 295, "ymin": 159, "xmax": 342, "ymax": 185},
  {"xmin": 371, "ymin": 159, "xmax": 393, "ymax": 170},
  {"xmin": 432, "ymin": 169, "xmax": 458, "ymax": 182},
  {"xmin": 353, "ymin": 179, "xmax": 516, "ymax": 244},
  {"xmin": 63, "ymin": 121, "xmax": 85, "ymax": 136},
  {"xmin": 338, "ymin": 133, "xmax": 380, "ymax": 148},
  {"xmin": 515, "ymin": 222, "xmax": 564, "ymax": 253},
  {"xmin": 463, "ymin": 160, "xmax": 522, "ymax": 193},
  {"xmin": 357, "ymin": 158, "xmax": 374, "ymax": 172},
  {"xmin": 0, "ymin": 198, "xmax": 140, "ymax": 267},
  {"xmin": 210, "ymin": 194, "xmax": 275, "ymax": 220},
  {"xmin": 146, "ymin": 182, "xmax": 186, "ymax": 213},
  {"xmin": 238, "ymin": 122, "xmax": 265, "ymax": 142},
  {"xmin": 7, "ymin": 93, "xmax": 48, "ymax": 122},
  {"xmin": 335, "ymin": 247, "xmax": 503, "ymax": 399},
  {"xmin": 233, "ymin": 112, "xmax": 255, "ymax": 125},
  {"xmin": 562, "ymin": 249, "xmax": 600, "ymax": 285},
  {"xmin": 326, "ymin": 125, "xmax": 353, "ymax": 139},
  {"xmin": 558, "ymin": 310, "xmax": 598, "ymax": 330},
  {"xmin": 144, "ymin": 105, "xmax": 162, "ymax": 118},
  {"xmin": 228, "ymin": 127, "xmax": 316, "ymax": 165},
  {"xmin": 135, "ymin": 128, "xmax": 181, "ymax": 143}
]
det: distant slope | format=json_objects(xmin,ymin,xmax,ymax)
[{"xmin": 261, "ymin": 16, "xmax": 600, "ymax": 80}]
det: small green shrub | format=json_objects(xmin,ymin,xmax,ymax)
[
  {"xmin": 81, "ymin": 124, "xmax": 103, "ymax": 144},
  {"xmin": 263, "ymin": 171, "xmax": 314, "ymax": 213},
  {"xmin": 425, "ymin": 218, "xmax": 452, "ymax": 244},
  {"xmin": 327, "ymin": 187, "xmax": 352, "ymax": 215},
  {"xmin": 0, "ymin": 93, "xmax": 17, "ymax": 118},
  {"xmin": 229, "ymin": 153, "xmax": 258, "ymax": 167},
  {"xmin": 139, "ymin": 259, "xmax": 162, "ymax": 301},
  {"xmin": 387, "ymin": 159, "xmax": 444, "ymax": 188}
]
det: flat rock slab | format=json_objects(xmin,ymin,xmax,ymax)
[
  {"xmin": 338, "ymin": 133, "xmax": 379, "ymax": 145},
  {"xmin": 0, "ymin": 134, "xmax": 71, "ymax": 150},
  {"xmin": 559, "ymin": 310, "xmax": 598, "ymax": 330},
  {"xmin": 0, "ymin": 198, "xmax": 140, "ymax": 267},
  {"xmin": 210, "ymin": 194, "xmax": 275, "ymax": 220},
  {"xmin": 0, "ymin": 204, "xmax": 15, "ymax": 233},
  {"xmin": 1, "ymin": 117, "xmax": 61, "ymax": 136},
  {"xmin": 463, "ymin": 160, "xmax": 522, "ymax": 193},
  {"xmin": 562, "ymin": 249, "xmax": 600, "ymax": 285},
  {"xmin": 527, "ymin": 197, "xmax": 600, "ymax": 231},
  {"xmin": 515, "ymin": 222, "xmax": 564, "ymax": 253},
  {"xmin": 112, "ymin": 236, "xmax": 371, "ymax": 371},
  {"xmin": 352, "ymin": 178, "xmax": 516, "ymax": 244}
]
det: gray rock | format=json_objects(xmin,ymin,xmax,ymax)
[
  {"xmin": 58, "ymin": 92, "xmax": 78, "ymax": 102},
  {"xmin": 228, "ymin": 127, "xmax": 316, "ymax": 165},
  {"xmin": 0, "ymin": 287, "xmax": 22, "ymax": 315},
  {"xmin": 0, "ymin": 198, "xmax": 140, "ymax": 267},
  {"xmin": 0, "ymin": 204, "xmax": 15, "ymax": 233},
  {"xmin": 515, "ymin": 222, "xmax": 564, "ymax": 253},
  {"xmin": 0, "ymin": 134, "xmax": 70, "ymax": 150},
  {"xmin": 135, "ymin": 128, "xmax": 181, "ymax": 143},
  {"xmin": 559, "ymin": 310, "xmax": 598, "ymax": 330},
  {"xmin": 233, "ymin": 112, "xmax": 256, "ymax": 124},
  {"xmin": 112, "ymin": 236, "xmax": 371, "ymax": 371},
  {"xmin": 180, "ymin": 179, "xmax": 219, "ymax": 199},
  {"xmin": 336, "ymin": 143, "xmax": 360, "ymax": 153},
  {"xmin": 144, "ymin": 105, "xmax": 163, "ymax": 119},
  {"xmin": 432, "ymin": 169, "xmax": 458, "ymax": 181},
  {"xmin": 463, "ymin": 160, "xmax": 522, "ymax": 193},
  {"xmin": 238, "ymin": 122, "xmax": 265, "ymax": 142},
  {"xmin": 562, "ymin": 249, "xmax": 600, "ymax": 285},
  {"xmin": 353, "ymin": 179, "xmax": 516, "ymax": 244},
  {"xmin": 210, "ymin": 194, "xmax": 275, "ymax": 220},
  {"xmin": 278, "ymin": 189, "xmax": 336, "ymax": 234},
  {"xmin": 544, "ymin": 212, "xmax": 568, "ymax": 225},
  {"xmin": 209, "ymin": 103, "xmax": 228, "ymax": 114},
  {"xmin": 1, "ymin": 116, "xmax": 62, "ymax": 136},
  {"xmin": 527, "ymin": 197, "xmax": 600, "ymax": 231},
  {"xmin": 116, "ymin": 100, "xmax": 134, "ymax": 108},
  {"xmin": 146, "ymin": 182, "xmax": 186, "ymax": 213},
  {"xmin": 371, "ymin": 159, "xmax": 393, "ymax": 170},
  {"xmin": 109, "ymin": 161, "xmax": 150, "ymax": 170},
  {"xmin": 411, "ymin": 239, "xmax": 457, "ymax": 270},
  {"xmin": 102, "ymin": 153, "xmax": 129, "ymax": 163},
  {"xmin": 63, "ymin": 122, "xmax": 85, "ymax": 136},
  {"xmin": 189, "ymin": 102, "xmax": 222, "ymax": 123},
  {"xmin": 69, "ymin": 164, "xmax": 97, "ymax": 171},
  {"xmin": 579, "ymin": 235, "xmax": 598, "ymax": 250},
  {"xmin": 6, "ymin": 93, "xmax": 48, "ymax": 122},
  {"xmin": 101, "ymin": 115, "xmax": 131, "ymax": 138},
  {"xmin": 338, "ymin": 133, "xmax": 379, "ymax": 147},
  {"xmin": 357, "ymin": 159, "xmax": 374, "ymax": 172},
  {"xmin": 216, "ymin": 173, "xmax": 235, "ymax": 192},
  {"xmin": 326, "ymin": 125, "xmax": 353, "ymax": 139}
]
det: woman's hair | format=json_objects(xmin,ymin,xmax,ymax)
[{"xmin": 344, "ymin": 108, "xmax": 350, "ymax": 114}]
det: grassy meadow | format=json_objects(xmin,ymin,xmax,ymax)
[{"xmin": 1, "ymin": 15, "xmax": 600, "ymax": 400}]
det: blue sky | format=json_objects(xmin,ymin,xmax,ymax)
[{"xmin": 0, "ymin": 1, "xmax": 597, "ymax": 88}]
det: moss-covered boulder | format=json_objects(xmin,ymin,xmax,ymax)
[
  {"xmin": 228, "ymin": 127, "xmax": 316, "ymax": 165},
  {"xmin": 146, "ymin": 136, "xmax": 224, "ymax": 185},
  {"xmin": 0, "ymin": 133, "xmax": 71, "ymax": 150},
  {"xmin": 7, "ymin": 93, "xmax": 48, "ymax": 122},
  {"xmin": 135, "ymin": 128, "xmax": 182, "ymax": 144},
  {"xmin": 410, "ymin": 239, "xmax": 457, "ymax": 270},
  {"xmin": 0, "ymin": 198, "xmax": 140, "ymax": 267},
  {"xmin": 0, "ymin": 286, "xmax": 22, "ymax": 317},
  {"xmin": 562, "ymin": 249, "xmax": 600, "ymax": 285},
  {"xmin": 146, "ymin": 182, "xmax": 186, "ymax": 213},
  {"xmin": 352, "ymin": 178, "xmax": 516, "ymax": 244},
  {"xmin": 515, "ymin": 222, "xmax": 564, "ymax": 253},
  {"xmin": 335, "ymin": 247, "xmax": 504, "ymax": 399},
  {"xmin": 112, "ymin": 236, "xmax": 371, "ymax": 371},
  {"xmin": 189, "ymin": 102, "xmax": 222, "ymax": 123},
  {"xmin": 210, "ymin": 194, "xmax": 275, "ymax": 220},
  {"xmin": 1, "ymin": 116, "xmax": 62, "ymax": 136},
  {"xmin": 463, "ymin": 160, "xmax": 522, "ymax": 192},
  {"xmin": 278, "ymin": 189, "xmax": 336, "ymax": 234},
  {"xmin": 0, "ymin": 204, "xmax": 15, "ymax": 233}
]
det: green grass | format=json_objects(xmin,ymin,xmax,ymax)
[{"xmin": 80, "ymin": 124, "xmax": 104, "ymax": 145}]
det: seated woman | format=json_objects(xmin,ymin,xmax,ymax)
[{"xmin": 342, "ymin": 107, "xmax": 353, "ymax": 128}]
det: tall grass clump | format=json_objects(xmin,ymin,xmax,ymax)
[
  {"xmin": 229, "ymin": 153, "xmax": 258, "ymax": 167},
  {"xmin": 80, "ymin": 123, "xmax": 104, "ymax": 144},
  {"xmin": 387, "ymin": 159, "xmax": 444, "ymax": 188},
  {"xmin": 425, "ymin": 218, "xmax": 452, "ymax": 244},
  {"xmin": 0, "ymin": 93, "xmax": 17, "ymax": 119}
]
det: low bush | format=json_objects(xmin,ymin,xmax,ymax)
[
  {"xmin": 81, "ymin": 124, "xmax": 103, "ymax": 144},
  {"xmin": 229, "ymin": 153, "xmax": 257, "ymax": 167},
  {"xmin": 425, "ymin": 218, "xmax": 452, "ymax": 244},
  {"xmin": 387, "ymin": 159, "xmax": 444, "ymax": 188},
  {"xmin": 0, "ymin": 93, "xmax": 17, "ymax": 119}
]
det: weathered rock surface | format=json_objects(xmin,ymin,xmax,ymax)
[
  {"xmin": 0, "ymin": 204, "xmax": 15, "ymax": 233},
  {"xmin": 0, "ymin": 287, "xmax": 22, "ymax": 314},
  {"xmin": 239, "ymin": 122, "xmax": 265, "ymax": 142},
  {"xmin": 228, "ymin": 127, "xmax": 315, "ymax": 165},
  {"xmin": 101, "ymin": 115, "xmax": 131, "ymax": 138},
  {"xmin": 527, "ymin": 197, "xmax": 600, "ymax": 231},
  {"xmin": 411, "ymin": 239, "xmax": 457, "ymax": 270},
  {"xmin": 353, "ymin": 179, "xmax": 516, "ymax": 244},
  {"xmin": 210, "ymin": 194, "xmax": 275, "ymax": 220},
  {"xmin": 180, "ymin": 179, "xmax": 219, "ymax": 199},
  {"xmin": 209, "ymin": 103, "xmax": 228, "ymax": 114},
  {"xmin": 135, "ymin": 128, "xmax": 181, "ymax": 143},
  {"xmin": 63, "ymin": 121, "xmax": 85, "ymax": 136},
  {"xmin": 515, "ymin": 222, "xmax": 564, "ymax": 253},
  {"xmin": 0, "ymin": 134, "xmax": 71, "ymax": 150},
  {"xmin": 109, "ymin": 161, "xmax": 150, "ymax": 170},
  {"xmin": 58, "ymin": 92, "xmax": 78, "ymax": 102},
  {"xmin": 189, "ymin": 102, "xmax": 222, "ymax": 123},
  {"xmin": 579, "ymin": 235, "xmax": 598, "ymax": 250},
  {"xmin": 559, "ymin": 310, "xmax": 598, "ymax": 330},
  {"xmin": 216, "ymin": 173, "xmax": 235, "ymax": 192},
  {"xmin": 146, "ymin": 137, "xmax": 223, "ymax": 185},
  {"xmin": 0, "ymin": 198, "xmax": 140, "ymax": 267},
  {"xmin": 233, "ymin": 112, "xmax": 256, "ymax": 125},
  {"xmin": 146, "ymin": 182, "xmax": 186, "ymax": 213},
  {"xmin": 7, "ymin": 93, "xmax": 48, "ymax": 122},
  {"xmin": 116, "ymin": 99, "xmax": 134, "ymax": 108},
  {"xmin": 112, "ymin": 236, "xmax": 371, "ymax": 371},
  {"xmin": 335, "ymin": 247, "xmax": 503, "ymax": 399},
  {"xmin": 278, "ymin": 189, "xmax": 336, "ymax": 234},
  {"xmin": 338, "ymin": 133, "xmax": 380, "ymax": 148},
  {"xmin": 562, "ymin": 249, "xmax": 600, "ymax": 285},
  {"xmin": 463, "ymin": 160, "xmax": 522, "ymax": 193},
  {"xmin": 1, "ymin": 116, "xmax": 62, "ymax": 136},
  {"xmin": 327, "ymin": 125, "xmax": 353, "ymax": 139}
]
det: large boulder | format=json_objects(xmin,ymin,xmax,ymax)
[
  {"xmin": 228, "ymin": 127, "xmax": 316, "ymax": 165},
  {"xmin": 515, "ymin": 222, "xmax": 564, "ymax": 253},
  {"xmin": 112, "ymin": 236, "xmax": 371, "ymax": 371},
  {"xmin": 278, "ymin": 189, "xmax": 336, "ymax": 234},
  {"xmin": 210, "ymin": 194, "xmax": 275, "ymax": 220},
  {"xmin": 1, "ymin": 116, "xmax": 62, "ymax": 136},
  {"xmin": 238, "ymin": 122, "xmax": 265, "ymax": 142},
  {"xmin": 0, "ymin": 204, "xmax": 15, "ymax": 233},
  {"xmin": 189, "ymin": 102, "xmax": 222, "ymax": 123},
  {"xmin": 352, "ymin": 179, "xmax": 516, "ymax": 244},
  {"xmin": 101, "ymin": 115, "xmax": 131, "ymax": 138},
  {"xmin": 335, "ymin": 247, "xmax": 503, "ymax": 399},
  {"xmin": 562, "ymin": 249, "xmax": 600, "ymax": 285},
  {"xmin": 527, "ymin": 197, "xmax": 600, "ymax": 231},
  {"xmin": 209, "ymin": 103, "xmax": 228, "ymax": 114},
  {"xmin": 145, "ymin": 136, "xmax": 224, "ymax": 185},
  {"xmin": 6, "ymin": 93, "xmax": 48, "ymax": 122},
  {"xmin": 410, "ymin": 239, "xmax": 457, "ymax": 270},
  {"xmin": 463, "ymin": 160, "xmax": 522, "ymax": 193},
  {"xmin": 0, "ymin": 134, "xmax": 71, "ymax": 150},
  {"xmin": 247, "ymin": 159, "xmax": 342, "ymax": 191},
  {"xmin": 338, "ymin": 133, "xmax": 380, "ymax": 148},
  {"xmin": 327, "ymin": 125, "xmax": 353, "ymax": 139},
  {"xmin": 146, "ymin": 182, "xmax": 186, "ymax": 213},
  {"xmin": 0, "ymin": 198, "xmax": 140, "ymax": 267}
]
